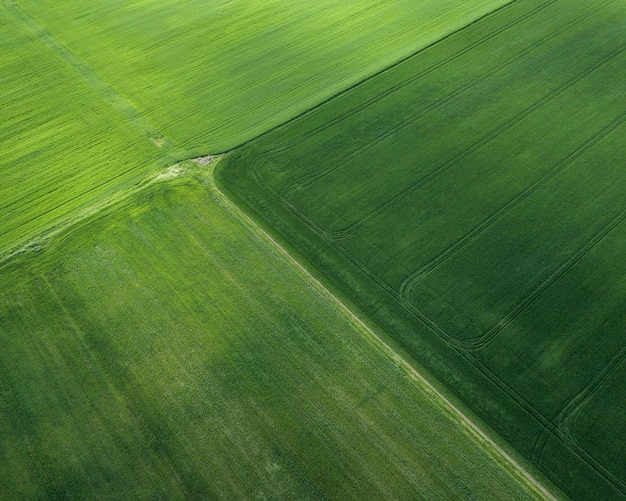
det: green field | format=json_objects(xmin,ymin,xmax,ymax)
[
  {"xmin": 217, "ymin": 0, "xmax": 626, "ymax": 499},
  {"xmin": 1, "ymin": 1, "xmax": 548, "ymax": 498},
  {"xmin": 1, "ymin": 0, "xmax": 511, "ymax": 256},
  {"xmin": 18, "ymin": 0, "xmax": 511, "ymax": 153},
  {"xmin": 0, "ymin": 167, "xmax": 541, "ymax": 499},
  {"xmin": 0, "ymin": 3, "xmax": 179, "ymax": 256},
  {"xmin": 3, "ymin": 0, "xmax": 623, "ymax": 498}
]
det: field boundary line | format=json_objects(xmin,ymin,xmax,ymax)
[
  {"xmin": 223, "ymin": 145, "xmax": 625, "ymax": 496},
  {"xmin": 0, "ymin": 162, "xmax": 198, "ymax": 267},
  {"xmin": 181, "ymin": 0, "xmax": 467, "ymax": 145},
  {"xmin": 207, "ymin": 167, "xmax": 559, "ymax": 501},
  {"xmin": 215, "ymin": 0, "xmax": 531, "ymax": 154},
  {"xmin": 5, "ymin": 150, "xmax": 558, "ymax": 499},
  {"xmin": 272, "ymin": 36, "xmax": 625, "ymax": 240},
  {"xmin": 336, "ymin": 234, "xmax": 626, "ymax": 495},
  {"xmin": 279, "ymin": 0, "xmax": 606, "ymax": 206},
  {"xmin": 249, "ymin": 0, "xmax": 558, "ymax": 190}
]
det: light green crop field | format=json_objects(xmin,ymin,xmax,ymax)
[
  {"xmin": 1, "ymin": 0, "xmax": 511, "ymax": 258},
  {"xmin": 0, "ymin": 4, "xmax": 180, "ymax": 256},
  {"xmin": 18, "ymin": 0, "xmax": 512, "ymax": 153},
  {"xmin": 217, "ymin": 0, "xmax": 626, "ymax": 499},
  {"xmin": 0, "ymin": 168, "xmax": 540, "ymax": 500}
]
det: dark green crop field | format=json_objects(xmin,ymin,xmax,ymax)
[
  {"xmin": 0, "ymin": 168, "xmax": 540, "ymax": 500},
  {"xmin": 217, "ymin": 0, "xmax": 626, "ymax": 499}
]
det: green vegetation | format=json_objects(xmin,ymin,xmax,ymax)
[
  {"xmin": 217, "ymin": 0, "xmax": 626, "ymax": 499},
  {"xmin": 0, "ymin": 3, "xmax": 179, "ymax": 256},
  {"xmin": 19, "ymin": 0, "xmax": 512, "ymax": 152},
  {"xmin": 0, "ymin": 169, "xmax": 540, "ymax": 500},
  {"xmin": 0, "ymin": 0, "xmax": 512, "ymax": 256},
  {"xmin": 3, "ymin": 0, "xmax": 622, "ymax": 497},
  {"xmin": 2, "ymin": 0, "xmax": 545, "ymax": 497}
]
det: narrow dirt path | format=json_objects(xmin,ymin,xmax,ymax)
[{"xmin": 206, "ymin": 165, "xmax": 560, "ymax": 501}]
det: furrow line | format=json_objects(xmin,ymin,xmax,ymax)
[
  {"xmin": 559, "ymin": 348, "xmax": 626, "ymax": 442},
  {"xmin": 4, "ymin": 0, "xmax": 180, "ymax": 154},
  {"xmin": 318, "ymin": 40, "xmax": 626, "ymax": 241},
  {"xmin": 246, "ymin": 0, "xmax": 551, "ymax": 164},
  {"xmin": 400, "ymin": 111, "xmax": 626, "ymax": 317},
  {"xmin": 466, "ymin": 202, "xmax": 626, "ymax": 351}
]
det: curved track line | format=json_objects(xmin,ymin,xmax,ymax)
[
  {"xmin": 530, "ymin": 348, "xmax": 626, "ymax": 464},
  {"xmin": 207, "ymin": 167, "xmax": 558, "ymax": 501},
  {"xmin": 401, "ymin": 113, "xmax": 626, "ymax": 349},
  {"xmin": 530, "ymin": 349, "xmax": 626, "ymax": 493},
  {"xmin": 466, "ymin": 206, "xmax": 626, "ymax": 351},
  {"xmin": 308, "ymin": 40, "xmax": 626, "ymax": 241},
  {"xmin": 561, "ymin": 348, "xmax": 626, "ymax": 443}
]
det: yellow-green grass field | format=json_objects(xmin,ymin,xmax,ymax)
[
  {"xmin": 0, "ymin": 167, "xmax": 542, "ymax": 500},
  {"xmin": 1, "ymin": 0, "xmax": 512, "ymax": 259},
  {"xmin": 217, "ymin": 0, "xmax": 626, "ymax": 499},
  {"xmin": 17, "ymin": 0, "xmax": 512, "ymax": 153},
  {"xmin": 0, "ymin": 4, "xmax": 179, "ymax": 256}
]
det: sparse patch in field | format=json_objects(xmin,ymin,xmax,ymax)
[
  {"xmin": 155, "ymin": 164, "xmax": 185, "ymax": 181},
  {"xmin": 193, "ymin": 154, "xmax": 214, "ymax": 165}
]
